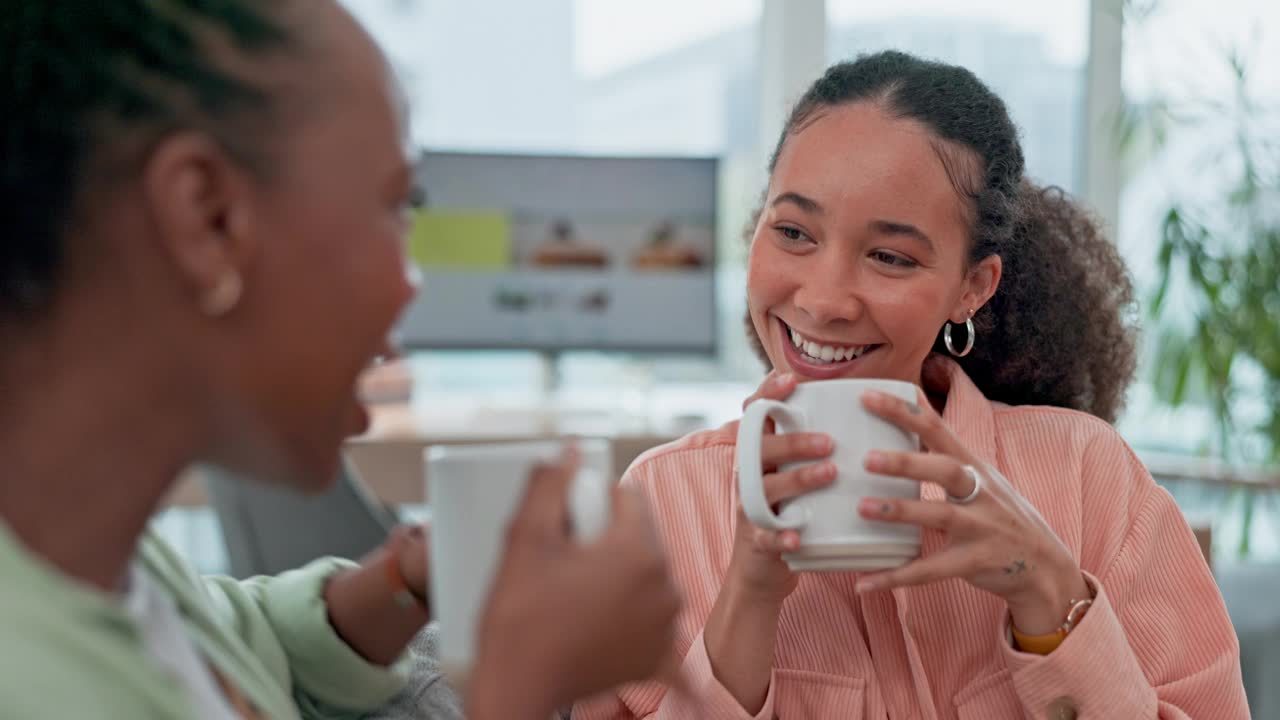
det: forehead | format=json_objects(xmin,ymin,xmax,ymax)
[
  {"xmin": 276, "ymin": 4, "xmax": 408, "ymax": 167},
  {"xmin": 771, "ymin": 102, "xmax": 975, "ymax": 229}
]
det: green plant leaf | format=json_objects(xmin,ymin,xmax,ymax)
[{"xmin": 1135, "ymin": 20, "xmax": 1280, "ymax": 559}]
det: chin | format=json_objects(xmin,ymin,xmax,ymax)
[
  {"xmin": 282, "ymin": 398, "xmax": 369, "ymax": 493},
  {"xmin": 302, "ymin": 436, "xmax": 353, "ymax": 492},
  {"xmin": 251, "ymin": 430, "xmax": 347, "ymax": 495}
]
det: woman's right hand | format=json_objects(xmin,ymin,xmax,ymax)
[
  {"xmin": 701, "ymin": 372, "xmax": 837, "ymax": 714},
  {"xmin": 728, "ymin": 371, "xmax": 837, "ymax": 602}
]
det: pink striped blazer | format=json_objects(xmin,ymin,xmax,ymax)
[{"xmin": 575, "ymin": 359, "xmax": 1248, "ymax": 719}]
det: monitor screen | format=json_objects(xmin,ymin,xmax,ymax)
[{"xmin": 396, "ymin": 151, "xmax": 718, "ymax": 354}]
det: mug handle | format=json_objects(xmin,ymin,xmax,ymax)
[{"xmin": 736, "ymin": 399, "xmax": 808, "ymax": 530}]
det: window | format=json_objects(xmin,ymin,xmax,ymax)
[
  {"xmin": 1117, "ymin": 0, "xmax": 1280, "ymax": 453},
  {"xmin": 1116, "ymin": 0, "xmax": 1280, "ymax": 558},
  {"xmin": 341, "ymin": 0, "xmax": 766, "ymax": 388},
  {"xmin": 344, "ymin": 0, "xmax": 761, "ymax": 155},
  {"xmin": 826, "ymin": 1, "xmax": 1090, "ymax": 193}
]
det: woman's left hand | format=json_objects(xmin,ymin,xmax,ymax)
[
  {"xmin": 855, "ymin": 386, "xmax": 1091, "ymax": 636},
  {"xmin": 394, "ymin": 524, "xmax": 430, "ymax": 604}
]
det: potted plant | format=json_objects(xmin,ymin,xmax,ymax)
[{"xmin": 1124, "ymin": 21, "xmax": 1280, "ymax": 556}]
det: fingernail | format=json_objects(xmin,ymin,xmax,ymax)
[
  {"xmin": 858, "ymin": 498, "xmax": 882, "ymax": 516},
  {"xmin": 809, "ymin": 462, "xmax": 836, "ymax": 483},
  {"xmin": 862, "ymin": 390, "xmax": 886, "ymax": 406},
  {"xmin": 856, "ymin": 577, "xmax": 881, "ymax": 593},
  {"xmin": 776, "ymin": 373, "xmax": 795, "ymax": 387},
  {"xmin": 785, "ymin": 533, "xmax": 800, "ymax": 550},
  {"xmin": 811, "ymin": 435, "xmax": 833, "ymax": 452},
  {"xmin": 864, "ymin": 450, "xmax": 885, "ymax": 470}
]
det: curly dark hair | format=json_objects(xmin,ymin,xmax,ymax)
[
  {"xmin": 747, "ymin": 51, "xmax": 1138, "ymax": 422},
  {"xmin": 0, "ymin": 1, "xmax": 295, "ymax": 319}
]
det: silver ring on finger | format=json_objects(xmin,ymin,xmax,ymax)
[{"xmin": 946, "ymin": 464, "xmax": 984, "ymax": 504}]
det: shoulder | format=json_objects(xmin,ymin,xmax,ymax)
[
  {"xmin": 991, "ymin": 402, "xmax": 1120, "ymax": 453},
  {"xmin": 625, "ymin": 422, "xmax": 738, "ymax": 485},
  {"xmin": 991, "ymin": 403, "xmax": 1147, "ymax": 490},
  {"xmin": 0, "ymin": 603, "xmax": 173, "ymax": 717},
  {"xmin": 993, "ymin": 403, "xmax": 1147, "ymax": 479},
  {"xmin": 621, "ymin": 423, "xmax": 739, "ymax": 544},
  {"xmin": 991, "ymin": 404, "xmax": 1161, "ymax": 558},
  {"xmin": 137, "ymin": 530, "xmax": 227, "ymax": 617},
  {"xmin": 138, "ymin": 530, "xmax": 203, "ymax": 588}
]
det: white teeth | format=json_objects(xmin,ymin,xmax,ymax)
[{"xmin": 786, "ymin": 324, "xmax": 869, "ymax": 364}]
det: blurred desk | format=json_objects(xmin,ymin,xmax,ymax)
[
  {"xmin": 163, "ymin": 400, "xmax": 691, "ymax": 508},
  {"xmin": 168, "ymin": 389, "xmax": 1280, "ymax": 507},
  {"xmin": 1145, "ymin": 451, "xmax": 1280, "ymax": 491},
  {"xmin": 344, "ymin": 400, "xmax": 684, "ymax": 504}
]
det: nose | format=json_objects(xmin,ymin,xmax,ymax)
[{"xmin": 792, "ymin": 261, "xmax": 864, "ymax": 327}]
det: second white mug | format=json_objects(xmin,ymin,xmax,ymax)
[{"xmin": 425, "ymin": 438, "xmax": 612, "ymax": 683}]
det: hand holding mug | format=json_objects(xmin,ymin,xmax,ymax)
[
  {"xmin": 727, "ymin": 371, "xmax": 838, "ymax": 601},
  {"xmin": 853, "ymin": 358, "xmax": 1089, "ymax": 635},
  {"xmin": 469, "ymin": 452, "xmax": 681, "ymax": 717},
  {"xmin": 736, "ymin": 376, "xmax": 922, "ymax": 572}
]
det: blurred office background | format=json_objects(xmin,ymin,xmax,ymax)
[{"xmin": 156, "ymin": 1, "xmax": 1280, "ymax": 713}]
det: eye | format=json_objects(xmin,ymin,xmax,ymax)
[
  {"xmin": 870, "ymin": 250, "xmax": 918, "ymax": 268},
  {"xmin": 775, "ymin": 225, "xmax": 812, "ymax": 245}
]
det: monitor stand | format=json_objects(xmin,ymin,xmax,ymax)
[{"xmin": 538, "ymin": 349, "xmax": 564, "ymax": 397}]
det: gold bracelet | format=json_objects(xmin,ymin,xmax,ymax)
[{"xmin": 1010, "ymin": 597, "xmax": 1093, "ymax": 655}]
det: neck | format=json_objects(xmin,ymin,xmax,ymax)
[{"xmin": 0, "ymin": 319, "xmax": 204, "ymax": 592}]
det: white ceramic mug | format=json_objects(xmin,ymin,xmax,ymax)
[
  {"xmin": 425, "ymin": 439, "xmax": 612, "ymax": 682},
  {"xmin": 736, "ymin": 379, "xmax": 921, "ymax": 572}
]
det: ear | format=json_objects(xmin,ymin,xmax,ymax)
[
  {"xmin": 140, "ymin": 132, "xmax": 260, "ymax": 312},
  {"xmin": 952, "ymin": 254, "xmax": 1002, "ymax": 323}
]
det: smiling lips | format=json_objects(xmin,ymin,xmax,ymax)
[{"xmin": 785, "ymin": 323, "xmax": 876, "ymax": 365}]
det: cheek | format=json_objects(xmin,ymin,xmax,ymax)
[
  {"xmin": 745, "ymin": 242, "xmax": 791, "ymax": 312},
  {"xmin": 309, "ymin": 202, "xmax": 415, "ymax": 325},
  {"xmin": 869, "ymin": 281, "xmax": 951, "ymax": 345},
  {"xmin": 250, "ymin": 197, "xmax": 411, "ymax": 377},
  {"xmin": 360, "ymin": 219, "xmax": 416, "ymax": 313}
]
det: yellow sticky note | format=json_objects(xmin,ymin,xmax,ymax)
[{"xmin": 408, "ymin": 211, "xmax": 512, "ymax": 269}]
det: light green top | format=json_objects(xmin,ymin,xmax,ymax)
[{"xmin": 0, "ymin": 521, "xmax": 406, "ymax": 719}]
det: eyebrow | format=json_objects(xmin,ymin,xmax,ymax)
[
  {"xmin": 770, "ymin": 191, "xmax": 824, "ymax": 216},
  {"xmin": 869, "ymin": 219, "xmax": 934, "ymax": 253}
]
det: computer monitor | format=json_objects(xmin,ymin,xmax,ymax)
[{"xmin": 396, "ymin": 151, "xmax": 718, "ymax": 354}]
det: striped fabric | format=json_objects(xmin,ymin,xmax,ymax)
[{"xmin": 574, "ymin": 358, "xmax": 1248, "ymax": 719}]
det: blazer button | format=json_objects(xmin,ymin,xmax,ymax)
[{"xmin": 1047, "ymin": 696, "xmax": 1078, "ymax": 719}]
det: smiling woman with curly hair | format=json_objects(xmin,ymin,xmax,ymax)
[{"xmin": 576, "ymin": 51, "xmax": 1247, "ymax": 720}]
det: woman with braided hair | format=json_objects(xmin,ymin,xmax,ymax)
[{"xmin": 0, "ymin": 3, "xmax": 679, "ymax": 718}]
